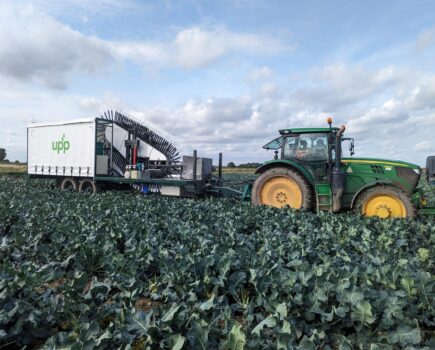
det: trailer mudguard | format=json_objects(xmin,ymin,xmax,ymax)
[{"xmin": 255, "ymin": 160, "xmax": 315, "ymax": 186}]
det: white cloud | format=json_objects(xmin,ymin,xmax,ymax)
[
  {"xmin": 259, "ymin": 82, "xmax": 278, "ymax": 96},
  {"xmin": 20, "ymin": 0, "xmax": 141, "ymax": 17},
  {"xmin": 248, "ymin": 66, "xmax": 274, "ymax": 81},
  {"xmin": 77, "ymin": 94, "xmax": 124, "ymax": 113},
  {"xmin": 0, "ymin": 3, "xmax": 287, "ymax": 88},
  {"xmin": 291, "ymin": 64, "xmax": 406, "ymax": 111},
  {"xmin": 125, "ymin": 63, "xmax": 435, "ymax": 164},
  {"xmin": 114, "ymin": 27, "xmax": 286, "ymax": 69},
  {"xmin": 415, "ymin": 27, "xmax": 435, "ymax": 53},
  {"xmin": 0, "ymin": 4, "xmax": 114, "ymax": 89},
  {"xmin": 129, "ymin": 95, "xmax": 284, "ymax": 162},
  {"xmin": 344, "ymin": 73, "xmax": 435, "ymax": 136},
  {"xmin": 415, "ymin": 141, "xmax": 431, "ymax": 151},
  {"xmin": 0, "ymin": 79, "xmax": 91, "ymax": 161}
]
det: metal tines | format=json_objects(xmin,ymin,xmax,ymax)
[{"xmin": 99, "ymin": 110, "xmax": 180, "ymax": 162}]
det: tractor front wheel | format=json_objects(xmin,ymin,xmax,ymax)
[
  {"xmin": 251, "ymin": 167, "xmax": 313, "ymax": 209},
  {"xmin": 355, "ymin": 185, "xmax": 415, "ymax": 219}
]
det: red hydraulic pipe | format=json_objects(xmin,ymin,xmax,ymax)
[{"xmin": 133, "ymin": 145, "xmax": 137, "ymax": 166}]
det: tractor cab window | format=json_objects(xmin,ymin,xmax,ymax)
[
  {"xmin": 263, "ymin": 137, "xmax": 282, "ymax": 150},
  {"xmin": 283, "ymin": 133, "xmax": 329, "ymax": 162}
]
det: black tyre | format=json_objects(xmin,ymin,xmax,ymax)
[
  {"xmin": 60, "ymin": 177, "xmax": 78, "ymax": 191},
  {"xmin": 354, "ymin": 185, "xmax": 416, "ymax": 219},
  {"xmin": 251, "ymin": 167, "xmax": 313, "ymax": 209},
  {"xmin": 78, "ymin": 179, "xmax": 98, "ymax": 194}
]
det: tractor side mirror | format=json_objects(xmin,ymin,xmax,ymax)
[{"xmin": 342, "ymin": 137, "xmax": 355, "ymax": 156}]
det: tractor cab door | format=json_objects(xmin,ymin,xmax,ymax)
[{"xmin": 282, "ymin": 133, "xmax": 330, "ymax": 182}]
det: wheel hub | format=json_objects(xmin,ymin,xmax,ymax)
[
  {"xmin": 374, "ymin": 204, "xmax": 392, "ymax": 219},
  {"xmin": 275, "ymin": 191, "xmax": 288, "ymax": 204}
]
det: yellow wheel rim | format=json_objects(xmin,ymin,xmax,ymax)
[
  {"xmin": 260, "ymin": 176, "xmax": 302, "ymax": 208},
  {"xmin": 363, "ymin": 194, "xmax": 407, "ymax": 218}
]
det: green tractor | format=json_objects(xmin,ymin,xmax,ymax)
[{"xmin": 251, "ymin": 118, "xmax": 434, "ymax": 218}]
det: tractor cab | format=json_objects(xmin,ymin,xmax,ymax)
[
  {"xmin": 271, "ymin": 128, "xmax": 336, "ymax": 182},
  {"xmin": 262, "ymin": 119, "xmax": 348, "ymax": 185}
]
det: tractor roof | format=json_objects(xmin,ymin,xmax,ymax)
[{"xmin": 279, "ymin": 127, "xmax": 339, "ymax": 135}]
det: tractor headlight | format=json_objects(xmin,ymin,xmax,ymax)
[{"xmin": 413, "ymin": 168, "xmax": 421, "ymax": 174}]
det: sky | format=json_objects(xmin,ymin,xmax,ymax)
[{"xmin": 1, "ymin": 0, "xmax": 435, "ymax": 165}]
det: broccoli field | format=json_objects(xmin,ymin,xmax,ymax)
[{"xmin": 0, "ymin": 176, "xmax": 434, "ymax": 349}]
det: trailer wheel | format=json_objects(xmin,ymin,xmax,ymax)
[
  {"xmin": 60, "ymin": 177, "xmax": 78, "ymax": 191},
  {"xmin": 79, "ymin": 179, "xmax": 98, "ymax": 194},
  {"xmin": 354, "ymin": 185, "xmax": 416, "ymax": 218},
  {"xmin": 251, "ymin": 167, "xmax": 313, "ymax": 209}
]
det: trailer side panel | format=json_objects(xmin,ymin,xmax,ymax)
[{"xmin": 28, "ymin": 120, "xmax": 96, "ymax": 177}]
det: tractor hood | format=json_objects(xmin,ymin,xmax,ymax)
[{"xmin": 341, "ymin": 157, "xmax": 420, "ymax": 170}]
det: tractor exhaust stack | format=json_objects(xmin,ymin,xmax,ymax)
[{"xmin": 332, "ymin": 125, "xmax": 346, "ymax": 212}]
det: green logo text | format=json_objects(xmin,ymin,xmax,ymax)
[{"xmin": 52, "ymin": 134, "xmax": 70, "ymax": 153}]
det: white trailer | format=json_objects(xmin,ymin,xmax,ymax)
[
  {"xmin": 27, "ymin": 115, "xmax": 171, "ymax": 192},
  {"xmin": 28, "ymin": 119, "xmax": 98, "ymax": 178},
  {"xmin": 26, "ymin": 111, "xmax": 214, "ymax": 196},
  {"xmin": 26, "ymin": 111, "xmax": 221, "ymax": 197}
]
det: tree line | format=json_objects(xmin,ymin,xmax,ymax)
[
  {"xmin": 226, "ymin": 161, "xmax": 262, "ymax": 168},
  {"xmin": 0, "ymin": 148, "xmax": 6, "ymax": 162},
  {"xmin": 0, "ymin": 148, "xmax": 20, "ymax": 163}
]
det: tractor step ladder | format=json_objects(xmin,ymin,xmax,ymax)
[{"xmin": 315, "ymin": 183, "xmax": 333, "ymax": 213}]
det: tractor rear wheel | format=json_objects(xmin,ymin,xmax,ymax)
[
  {"xmin": 251, "ymin": 167, "xmax": 313, "ymax": 209},
  {"xmin": 60, "ymin": 177, "xmax": 78, "ymax": 191},
  {"xmin": 355, "ymin": 185, "xmax": 415, "ymax": 219}
]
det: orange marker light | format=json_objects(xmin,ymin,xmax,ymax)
[{"xmin": 327, "ymin": 117, "xmax": 333, "ymax": 125}]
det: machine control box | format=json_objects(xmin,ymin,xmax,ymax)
[
  {"xmin": 96, "ymin": 155, "xmax": 109, "ymax": 175},
  {"xmin": 124, "ymin": 167, "xmax": 151, "ymax": 180},
  {"xmin": 182, "ymin": 156, "xmax": 213, "ymax": 180}
]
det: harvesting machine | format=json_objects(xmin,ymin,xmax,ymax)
[
  {"xmin": 27, "ymin": 112, "xmax": 435, "ymax": 219},
  {"xmin": 27, "ymin": 111, "xmax": 248, "ymax": 198}
]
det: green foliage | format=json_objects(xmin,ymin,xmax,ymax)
[
  {"xmin": 221, "ymin": 173, "xmax": 258, "ymax": 191},
  {"xmin": 419, "ymin": 176, "xmax": 435, "ymax": 206},
  {"xmin": 0, "ymin": 177, "xmax": 434, "ymax": 349},
  {"xmin": 222, "ymin": 325, "xmax": 245, "ymax": 350}
]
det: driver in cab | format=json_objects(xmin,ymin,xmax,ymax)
[
  {"xmin": 285, "ymin": 138, "xmax": 308, "ymax": 160},
  {"xmin": 295, "ymin": 139, "xmax": 308, "ymax": 159}
]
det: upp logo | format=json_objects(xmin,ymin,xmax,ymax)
[{"xmin": 52, "ymin": 134, "xmax": 70, "ymax": 153}]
